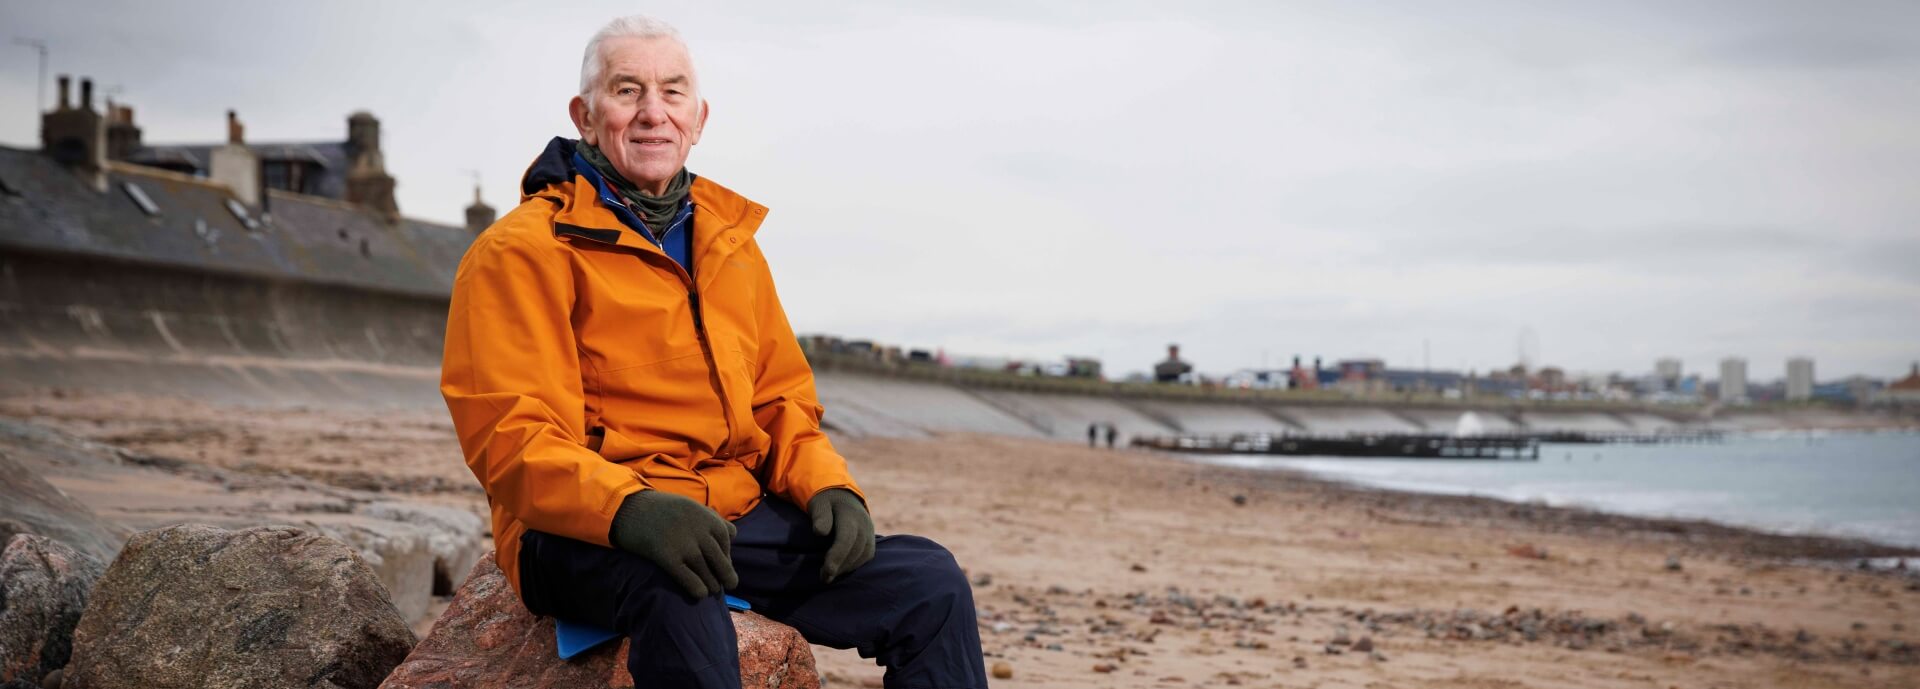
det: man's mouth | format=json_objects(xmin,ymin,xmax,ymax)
[{"xmin": 631, "ymin": 137, "xmax": 674, "ymax": 146}]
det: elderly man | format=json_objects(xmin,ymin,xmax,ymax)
[{"xmin": 441, "ymin": 16, "xmax": 986, "ymax": 689}]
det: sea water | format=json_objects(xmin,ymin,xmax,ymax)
[{"xmin": 1185, "ymin": 431, "xmax": 1920, "ymax": 549}]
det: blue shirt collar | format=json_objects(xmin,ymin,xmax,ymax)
[{"xmin": 569, "ymin": 151, "xmax": 694, "ymax": 243}]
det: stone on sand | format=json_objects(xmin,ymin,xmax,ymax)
[
  {"xmin": 378, "ymin": 553, "xmax": 819, "ymax": 689},
  {"xmin": 64, "ymin": 524, "xmax": 415, "ymax": 689},
  {"xmin": 0, "ymin": 534, "xmax": 104, "ymax": 686}
]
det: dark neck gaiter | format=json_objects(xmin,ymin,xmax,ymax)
[{"xmin": 577, "ymin": 142, "xmax": 692, "ymax": 235}]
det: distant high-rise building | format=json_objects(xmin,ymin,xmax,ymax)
[
  {"xmin": 1655, "ymin": 358, "xmax": 1682, "ymax": 390},
  {"xmin": 1719, "ymin": 358, "xmax": 1748, "ymax": 403},
  {"xmin": 1786, "ymin": 357, "xmax": 1815, "ymax": 401}
]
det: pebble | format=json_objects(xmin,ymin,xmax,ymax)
[
  {"xmin": 1231, "ymin": 494, "xmax": 1248, "ymax": 506},
  {"xmin": 1291, "ymin": 656, "xmax": 1308, "ymax": 669},
  {"xmin": 1665, "ymin": 555, "xmax": 1684, "ymax": 572},
  {"xmin": 1369, "ymin": 650, "xmax": 1388, "ymax": 662},
  {"xmin": 1352, "ymin": 636, "xmax": 1374, "ymax": 653},
  {"xmin": 1092, "ymin": 662, "xmax": 1119, "ymax": 673},
  {"xmin": 1506, "ymin": 543, "xmax": 1547, "ymax": 560},
  {"xmin": 43, "ymin": 669, "xmax": 66, "ymax": 689},
  {"xmin": 991, "ymin": 661, "xmax": 1013, "ymax": 679}
]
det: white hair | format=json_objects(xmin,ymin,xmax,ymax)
[{"xmin": 579, "ymin": 15, "xmax": 691, "ymax": 106}]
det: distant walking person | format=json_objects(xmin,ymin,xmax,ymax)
[
  {"xmin": 1087, "ymin": 423, "xmax": 1099, "ymax": 448},
  {"xmin": 1105, "ymin": 424, "xmax": 1118, "ymax": 449}
]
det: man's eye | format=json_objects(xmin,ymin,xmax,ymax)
[
  {"xmin": 666, "ymin": 90, "xmax": 683, "ymax": 96},
  {"xmin": 617, "ymin": 87, "xmax": 638, "ymax": 96}
]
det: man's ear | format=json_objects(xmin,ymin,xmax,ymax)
[
  {"xmin": 568, "ymin": 96, "xmax": 596, "ymax": 145},
  {"xmin": 689, "ymin": 99, "xmax": 710, "ymax": 146}
]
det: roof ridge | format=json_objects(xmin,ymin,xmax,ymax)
[{"xmin": 106, "ymin": 160, "xmax": 232, "ymax": 190}]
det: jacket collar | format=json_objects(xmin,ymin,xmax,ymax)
[{"xmin": 521, "ymin": 137, "xmax": 769, "ymax": 289}]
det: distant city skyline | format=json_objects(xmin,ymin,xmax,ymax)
[{"xmin": 3, "ymin": 1, "xmax": 1915, "ymax": 379}]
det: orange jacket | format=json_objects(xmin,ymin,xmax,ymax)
[{"xmin": 441, "ymin": 138, "xmax": 863, "ymax": 593}]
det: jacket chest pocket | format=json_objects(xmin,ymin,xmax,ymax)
[{"xmin": 577, "ymin": 287, "xmax": 702, "ymax": 373}]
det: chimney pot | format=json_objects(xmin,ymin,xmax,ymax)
[
  {"xmin": 80, "ymin": 78, "xmax": 93, "ymax": 111},
  {"xmin": 226, "ymin": 109, "xmax": 244, "ymax": 144},
  {"xmin": 56, "ymin": 75, "xmax": 70, "ymax": 110}
]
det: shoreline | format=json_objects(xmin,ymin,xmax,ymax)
[
  {"xmin": 830, "ymin": 431, "xmax": 1920, "ymax": 687},
  {"xmin": 1162, "ymin": 447, "xmax": 1920, "ymax": 564}
]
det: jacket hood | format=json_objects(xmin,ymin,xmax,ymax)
[{"xmin": 520, "ymin": 136, "xmax": 581, "ymax": 200}]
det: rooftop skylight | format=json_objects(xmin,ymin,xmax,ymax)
[{"xmin": 124, "ymin": 182, "xmax": 160, "ymax": 216}]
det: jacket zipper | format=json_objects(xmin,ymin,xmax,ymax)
[{"xmin": 562, "ymin": 201, "xmax": 743, "ymax": 462}]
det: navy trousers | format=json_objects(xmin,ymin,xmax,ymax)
[{"xmin": 518, "ymin": 497, "xmax": 987, "ymax": 689}]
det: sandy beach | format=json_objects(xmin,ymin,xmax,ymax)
[{"xmin": 4, "ymin": 391, "xmax": 1915, "ymax": 688}]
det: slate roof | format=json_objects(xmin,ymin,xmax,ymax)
[
  {"xmin": 0, "ymin": 145, "xmax": 471, "ymax": 299},
  {"xmin": 128, "ymin": 140, "xmax": 353, "ymax": 200}
]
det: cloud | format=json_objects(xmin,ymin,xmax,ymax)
[{"xmin": 1, "ymin": 0, "xmax": 1913, "ymax": 379}]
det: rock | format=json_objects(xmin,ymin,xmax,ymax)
[
  {"xmin": 0, "ymin": 535, "xmax": 104, "ymax": 685},
  {"xmin": 1231, "ymin": 494, "xmax": 1247, "ymax": 507},
  {"xmin": 1330, "ymin": 624, "xmax": 1352, "ymax": 645},
  {"xmin": 358, "ymin": 502, "xmax": 489, "ymax": 595},
  {"xmin": 0, "ymin": 416, "xmax": 486, "ymax": 629},
  {"xmin": 1506, "ymin": 543, "xmax": 1547, "ymax": 560},
  {"xmin": 991, "ymin": 662, "xmax": 1013, "ymax": 679},
  {"xmin": 1091, "ymin": 663, "xmax": 1118, "ymax": 673},
  {"xmin": 41, "ymin": 668, "xmax": 64, "ymax": 689},
  {"xmin": 379, "ymin": 553, "xmax": 818, "ymax": 689},
  {"xmin": 1665, "ymin": 555, "xmax": 1683, "ymax": 572},
  {"xmin": 1352, "ymin": 636, "xmax": 1374, "ymax": 653},
  {"xmin": 64, "ymin": 524, "xmax": 415, "ymax": 689},
  {"xmin": 0, "ymin": 427, "xmax": 130, "ymax": 564}
]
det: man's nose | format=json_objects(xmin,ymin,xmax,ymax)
[{"xmin": 633, "ymin": 94, "xmax": 669, "ymax": 128}]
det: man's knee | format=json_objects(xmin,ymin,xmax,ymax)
[{"xmin": 884, "ymin": 535, "xmax": 974, "ymax": 608}]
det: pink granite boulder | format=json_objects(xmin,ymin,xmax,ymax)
[{"xmin": 378, "ymin": 554, "xmax": 819, "ymax": 689}]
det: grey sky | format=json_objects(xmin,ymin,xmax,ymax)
[{"xmin": 3, "ymin": 0, "xmax": 1915, "ymax": 381}]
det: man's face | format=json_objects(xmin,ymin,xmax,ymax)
[{"xmin": 570, "ymin": 36, "xmax": 708, "ymax": 195}]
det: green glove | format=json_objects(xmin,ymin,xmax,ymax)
[
  {"xmin": 609, "ymin": 490, "xmax": 739, "ymax": 598},
  {"xmin": 808, "ymin": 488, "xmax": 875, "ymax": 583}
]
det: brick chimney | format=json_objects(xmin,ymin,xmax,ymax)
[
  {"xmin": 209, "ymin": 109, "xmax": 262, "ymax": 206},
  {"xmin": 343, "ymin": 111, "xmax": 399, "ymax": 219},
  {"xmin": 465, "ymin": 184, "xmax": 496, "ymax": 234},
  {"xmin": 40, "ymin": 75, "xmax": 107, "ymax": 191},
  {"xmin": 105, "ymin": 101, "xmax": 143, "ymax": 161}
]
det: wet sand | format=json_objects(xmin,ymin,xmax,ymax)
[{"xmin": 4, "ymin": 391, "xmax": 1915, "ymax": 688}]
